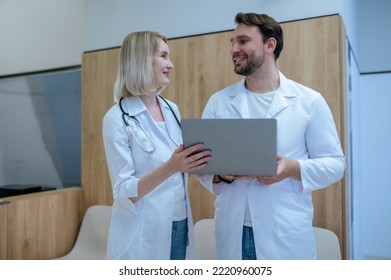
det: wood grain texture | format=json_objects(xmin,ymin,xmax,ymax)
[
  {"xmin": 165, "ymin": 32, "xmax": 242, "ymax": 118},
  {"xmin": 81, "ymin": 49, "xmax": 119, "ymax": 207},
  {"xmin": 278, "ymin": 15, "xmax": 346, "ymax": 258},
  {"xmin": 0, "ymin": 202, "xmax": 8, "ymax": 259},
  {"xmin": 5, "ymin": 188, "xmax": 82, "ymax": 259}
]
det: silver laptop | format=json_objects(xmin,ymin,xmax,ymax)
[{"xmin": 181, "ymin": 118, "xmax": 277, "ymax": 176}]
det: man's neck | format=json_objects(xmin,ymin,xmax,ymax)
[{"xmin": 245, "ymin": 68, "xmax": 280, "ymax": 94}]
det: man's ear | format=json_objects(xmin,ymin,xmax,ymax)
[{"xmin": 265, "ymin": 37, "xmax": 277, "ymax": 54}]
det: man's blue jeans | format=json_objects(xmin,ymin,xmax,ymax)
[
  {"xmin": 242, "ymin": 225, "xmax": 257, "ymax": 260},
  {"xmin": 170, "ymin": 218, "xmax": 188, "ymax": 260}
]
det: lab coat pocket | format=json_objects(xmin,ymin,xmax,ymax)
[
  {"xmin": 108, "ymin": 204, "xmax": 139, "ymax": 259},
  {"xmin": 272, "ymin": 180, "xmax": 312, "ymax": 237}
]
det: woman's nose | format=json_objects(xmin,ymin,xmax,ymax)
[{"xmin": 167, "ymin": 58, "xmax": 174, "ymax": 69}]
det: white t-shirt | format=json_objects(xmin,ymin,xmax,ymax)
[
  {"xmin": 155, "ymin": 121, "xmax": 187, "ymax": 221},
  {"xmin": 244, "ymin": 88, "xmax": 277, "ymax": 227}
]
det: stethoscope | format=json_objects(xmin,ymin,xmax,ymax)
[{"xmin": 119, "ymin": 95, "xmax": 181, "ymax": 154}]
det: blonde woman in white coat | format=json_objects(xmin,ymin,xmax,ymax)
[
  {"xmin": 103, "ymin": 31, "xmax": 211, "ymax": 260},
  {"xmin": 197, "ymin": 13, "xmax": 345, "ymax": 260}
]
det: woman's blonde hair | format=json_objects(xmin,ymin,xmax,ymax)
[{"xmin": 113, "ymin": 31, "xmax": 168, "ymax": 102}]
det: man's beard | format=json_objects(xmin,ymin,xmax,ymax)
[{"xmin": 233, "ymin": 56, "xmax": 263, "ymax": 76}]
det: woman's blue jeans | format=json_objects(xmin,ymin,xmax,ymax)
[
  {"xmin": 242, "ymin": 225, "xmax": 257, "ymax": 260},
  {"xmin": 170, "ymin": 218, "xmax": 188, "ymax": 260}
]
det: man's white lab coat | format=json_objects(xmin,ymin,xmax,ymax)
[{"xmin": 198, "ymin": 71, "xmax": 345, "ymax": 259}]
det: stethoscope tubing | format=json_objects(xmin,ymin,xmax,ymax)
[{"xmin": 118, "ymin": 95, "xmax": 181, "ymax": 154}]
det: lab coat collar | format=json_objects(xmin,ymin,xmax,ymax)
[
  {"xmin": 121, "ymin": 95, "xmax": 147, "ymax": 116},
  {"xmin": 229, "ymin": 79, "xmax": 250, "ymax": 118},
  {"xmin": 158, "ymin": 94, "xmax": 172, "ymax": 114},
  {"xmin": 266, "ymin": 71, "xmax": 295, "ymax": 118},
  {"xmin": 121, "ymin": 94, "xmax": 174, "ymax": 118},
  {"xmin": 277, "ymin": 71, "xmax": 296, "ymax": 98},
  {"xmin": 227, "ymin": 71, "xmax": 296, "ymax": 118}
]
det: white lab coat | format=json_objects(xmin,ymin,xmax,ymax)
[
  {"xmin": 102, "ymin": 95, "xmax": 196, "ymax": 260},
  {"xmin": 198, "ymin": 71, "xmax": 345, "ymax": 259}
]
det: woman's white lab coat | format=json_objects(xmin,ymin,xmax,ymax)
[
  {"xmin": 198, "ymin": 72, "xmax": 345, "ymax": 259},
  {"xmin": 103, "ymin": 96, "xmax": 196, "ymax": 260}
]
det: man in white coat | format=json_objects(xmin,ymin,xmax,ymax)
[{"xmin": 197, "ymin": 12, "xmax": 345, "ymax": 259}]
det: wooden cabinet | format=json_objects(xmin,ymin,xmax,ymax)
[
  {"xmin": 0, "ymin": 201, "xmax": 7, "ymax": 259},
  {"xmin": 0, "ymin": 188, "xmax": 82, "ymax": 259}
]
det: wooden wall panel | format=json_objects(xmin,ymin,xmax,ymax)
[
  {"xmin": 277, "ymin": 15, "xmax": 346, "ymax": 258},
  {"xmin": 5, "ymin": 188, "xmax": 82, "ymax": 259},
  {"xmin": 0, "ymin": 202, "xmax": 8, "ymax": 259},
  {"xmin": 81, "ymin": 49, "xmax": 119, "ymax": 207},
  {"xmin": 278, "ymin": 16, "xmax": 343, "ymax": 133},
  {"xmin": 165, "ymin": 32, "xmax": 242, "ymax": 118},
  {"xmin": 81, "ymin": 15, "xmax": 346, "ymax": 258}
]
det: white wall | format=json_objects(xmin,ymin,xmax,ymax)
[
  {"xmin": 0, "ymin": 0, "xmax": 83, "ymax": 76},
  {"xmin": 356, "ymin": 73, "xmax": 391, "ymax": 259},
  {"xmin": 357, "ymin": 1, "xmax": 391, "ymax": 73},
  {"xmin": 340, "ymin": 0, "xmax": 391, "ymax": 260},
  {"xmin": 338, "ymin": 0, "xmax": 358, "ymax": 58},
  {"xmin": 345, "ymin": 40, "xmax": 361, "ymax": 259},
  {"xmin": 339, "ymin": 0, "xmax": 358, "ymax": 260},
  {"xmin": 0, "ymin": 0, "xmax": 340, "ymax": 75},
  {"xmin": 84, "ymin": 0, "xmax": 339, "ymax": 52}
]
